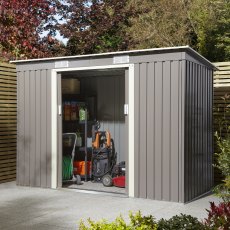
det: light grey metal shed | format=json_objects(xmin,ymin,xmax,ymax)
[{"xmin": 13, "ymin": 46, "xmax": 214, "ymax": 203}]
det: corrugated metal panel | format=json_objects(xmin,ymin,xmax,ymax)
[
  {"xmin": 17, "ymin": 71, "xmax": 24, "ymax": 185},
  {"xmin": 35, "ymin": 70, "xmax": 41, "ymax": 187},
  {"xmin": 0, "ymin": 62, "xmax": 17, "ymax": 184},
  {"xmin": 208, "ymin": 68, "xmax": 214, "ymax": 189},
  {"xmin": 139, "ymin": 63, "xmax": 147, "ymax": 199},
  {"xmin": 146, "ymin": 62, "xmax": 154, "ymax": 200},
  {"xmin": 135, "ymin": 60, "xmax": 184, "ymax": 202},
  {"xmin": 17, "ymin": 69, "xmax": 52, "ymax": 187},
  {"xmin": 184, "ymin": 61, "xmax": 213, "ymax": 202},
  {"xmin": 134, "ymin": 63, "xmax": 140, "ymax": 198}
]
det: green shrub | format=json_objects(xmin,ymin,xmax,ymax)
[
  {"xmin": 79, "ymin": 211, "xmax": 158, "ymax": 230},
  {"xmin": 157, "ymin": 214, "xmax": 205, "ymax": 230},
  {"xmin": 214, "ymin": 132, "xmax": 230, "ymax": 202},
  {"xmin": 214, "ymin": 94, "xmax": 230, "ymax": 202},
  {"xmin": 204, "ymin": 201, "xmax": 230, "ymax": 230}
]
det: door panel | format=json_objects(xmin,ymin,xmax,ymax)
[
  {"xmin": 57, "ymin": 73, "xmax": 62, "ymax": 188},
  {"xmin": 125, "ymin": 69, "xmax": 129, "ymax": 193}
]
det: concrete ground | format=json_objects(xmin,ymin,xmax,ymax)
[
  {"xmin": 0, "ymin": 182, "xmax": 221, "ymax": 230},
  {"xmin": 63, "ymin": 180, "xmax": 126, "ymax": 194}
]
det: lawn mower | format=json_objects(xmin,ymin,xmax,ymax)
[{"xmin": 111, "ymin": 161, "xmax": 126, "ymax": 188}]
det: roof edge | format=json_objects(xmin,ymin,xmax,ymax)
[
  {"xmin": 10, "ymin": 45, "xmax": 215, "ymax": 69},
  {"xmin": 185, "ymin": 47, "xmax": 216, "ymax": 70}
]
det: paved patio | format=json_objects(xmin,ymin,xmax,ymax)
[{"xmin": 0, "ymin": 182, "xmax": 220, "ymax": 230}]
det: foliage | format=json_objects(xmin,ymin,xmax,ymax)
[
  {"xmin": 79, "ymin": 211, "xmax": 158, "ymax": 230},
  {"xmin": 214, "ymin": 94, "xmax": 230, "ymax": 202},
  {"xmin": 157, "ymin": 214, "xmax": 205, "ymax": 230},
  {"xmin": 126, "ymin": 0, "xmax": 192, "ymax": 50},
  {"xmin": 1, "ymin": 0, "xmax": 229, "ymax": 60},
  {"xmin": 80, "ymin": 208, "xmax": 230, "ymax": 229},
  {"xmin": 126, "ymin": 0, "xmax": 230, "ymax": 62},
  {"xmin": 79, "ymin": 212, "xmax": 206, "ymax": 230},
  {"xmin": 188, "ymin": 0, "xmax": 230, "ymax": 62},
  {"xmin": 58, "ymin": 0, "xmax": 136, "ymax": 55},
  {"xmin": 213, "ymin": 94, "xmax": 230, "ymax": 138},
  {"xmin": 203, "ymin": 202, "xmax": 230, "ymax": 230},
  {"xmin": 215, "ymin": 134, "xmax": 230, "ymax": 179},
  {"xmin": 0, "ymin": 0, "xmax": 64, "ymax": 60}
]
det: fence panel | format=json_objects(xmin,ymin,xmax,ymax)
[
  {"xmin": 0, "ymin": 62, "xmax": 17, "ymax": 183},
  {"xmin": 213, "ymin": 62, "xmax": 230, "ymax": 184}
]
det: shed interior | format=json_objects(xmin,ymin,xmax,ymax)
[{"xmin": 61, "ymin": 68, "xmax": 127, "ymax": 195}]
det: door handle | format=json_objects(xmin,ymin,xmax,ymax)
[{"xmin": 58, "ymin": 105, "xmax": 62, "ymax": 116}]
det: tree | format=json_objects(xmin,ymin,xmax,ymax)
[
  {"xmin": 126, "ymin": 0, "xmax": 193, "ymax": 50},
  {"xmin": 188, "ymin": 0, "xmax": 230, "ymax": 62},
  {"xmin": 58, "ymin": 0, "xmax": 135, "ymax": 55},
  {"xmin": 126, "ymin": 0, "xmax": 230, "ymax": 62},
  {"xmin": 0, "ymin": 0, "xmax": 63, "ymax": 60},
  {"xmin": 2, "ymin": 0, "xmax": 228, "ymax": 61}
]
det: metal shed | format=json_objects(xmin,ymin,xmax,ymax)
[{"xmin": 13, "ymin": 46, "xmax": 214, "ymax": 203}]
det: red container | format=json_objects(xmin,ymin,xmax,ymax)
[{"xmin": 112, "ymin": 176, "xmax": 125, "ymax": 188}]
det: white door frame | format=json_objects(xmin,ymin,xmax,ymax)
[{"xmin": 51, "ymin": 64, "xmax": 135, "ymax": 197}]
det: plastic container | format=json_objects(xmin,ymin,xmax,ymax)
[
  {"xmin": 73, "ymin": 161, "xmax": 91, "ymax": 176},
  {"xmin": 79, "ymin": 107, "xmax": 89, "ymax": 121},
  {"xmin": 76, "ymin": 133, "xmax": 82, "ymax": 147},
  {"xmin": 70, "ymin": 101, "xmax": 77, "ymax": 121},
  {"xmin": 79, "ymin": 107, "xmax": 86, "ymax": 121},
  {"xmin": 64, "ymin": 102, "xmax": 71, "ymax": 121}
]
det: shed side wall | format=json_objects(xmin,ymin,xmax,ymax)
[
  {"xmin": 134, "ymin": 60, "xmax": 185, "ymax": 202},
  {"xmin": 184, "ymin": 61, "xmax": 213, "ymax": 202},
  {"xmin": 17, "ymin": 69, "xmax": 52, "ymax": 187}
]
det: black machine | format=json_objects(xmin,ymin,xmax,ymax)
[
  {"xmin": 112, "ymin": 161, "xmax": 125, "ymax": 177},
  {"xmin": 91, "ymin": 122, "xmax": 117, "ymax": 186}
]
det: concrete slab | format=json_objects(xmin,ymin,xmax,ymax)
[
  {"xmin": 0, "ymin": 182, "xmax": 221, "ymax": 229},
  {"xmin": 63, "ymin": 180, "xmax": 126, "ymax": 195}
]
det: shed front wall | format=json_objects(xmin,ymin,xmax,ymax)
[
  {"xmin": 17, "ymin": 69, "xmax": 52, "ymax": 187},
  {"xmin": 134, "ymin": 60, "xmax": 185, "ymax": 202},
  {"xmin": 17, "ymin": 52, "xmax": 186, "ymax": 193}
]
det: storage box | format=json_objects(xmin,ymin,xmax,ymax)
[
  {"xmin": 73, "ymin": 161, "xmax": 91, "ymax": 176},
  {"xmin": 62, "ymin": 79, "xmax": 80, "ymax": 94}
]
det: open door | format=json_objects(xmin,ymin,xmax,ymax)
[
  {"xmin": 56, "ymin": 68, "xmax": 129, "ymax": 195},
  {"xmin": 57, "ymin": 73, "xmax": 63, "ymax": 188}
]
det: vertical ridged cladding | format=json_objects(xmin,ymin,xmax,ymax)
[
  {"xmin": 184, "ymin": 61, "xmax": 213, "ymax": 202},
  {"xmin": 134, "ymin": 60, "xmax": 185, "ymax": 202},
  {"xmin": 17, "ymin": 69, "xmax": 52, "ymax": 188},
  {"xmin": 15, "ymin": 50, "xmax": 214, "ymax": 203}
]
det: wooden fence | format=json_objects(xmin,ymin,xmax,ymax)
[
  {"xmin": 0, "ymin": 62, "xmax": 17, "ymax": 183},
  {"xmin": 213, "ymin": 61, "xmax": 230, "ymax": 184}
]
